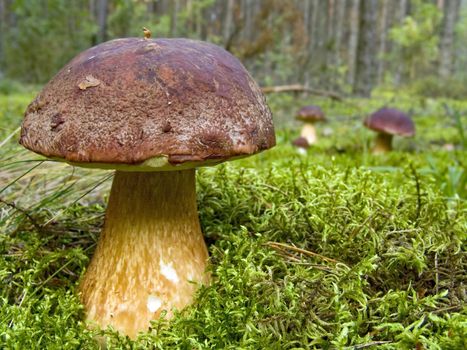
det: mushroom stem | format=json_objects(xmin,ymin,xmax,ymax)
[
  {"xmin": 79, "ymin": 169, "xmax": 209, "ymax": 338},
  {"xmin": 372, "ymin": 133, "xmax": 393, "ymax": 154},
  {"xmin": 300, "ymin": 122, "xmax": 317, "ymax": 145}
]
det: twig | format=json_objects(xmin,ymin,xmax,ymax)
[
  {"xmin": 272, "ymin": 249, "xmax": 333, "ymax": 271},
  {"xmin": 431, "ymin": 304, "xmax": 463, "ymax": 314},
  {"xmin": 261, "ymin": 84, "xmax": 345, "ymax": 102},
  {"xmin": 387, "ymin": 228, "xmax": 421, "ymax": 234},
  {"xmin": 343, "ymin": 340, "xmax": 392, "ymax": 349},
  {"xmin": 266, "ymin": 241, "xmax": 341, "ymax": 264}
]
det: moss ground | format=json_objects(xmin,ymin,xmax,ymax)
[{"xmin": 0, "ymin": 92, "xmax": 466, "ymax": 349}]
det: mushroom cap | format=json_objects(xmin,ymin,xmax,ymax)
[
  {"xmin": 364, "ymin": 108, "xmax": 415, "ymax": 137},
  {"xmin": 20, "ymin": 38, "xmax": 275, "ymax": 169},
  {"xmin": 292, "ymin": 137, "xmax": 310, "ymax": 149},
  {"xmin": 296, "ymin": 105, "xmax": 325, "ymax": 122}
]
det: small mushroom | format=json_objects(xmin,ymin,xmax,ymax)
[
  {"xmin": 292, "ymin": 136, "xmax": 310, "ymax": 150},
  {"xmin": 19, "ymin": 37, "xmax": 275, "ymax": 338},
  {"xmin": 363, "ymin": 107, "xmax": 415, "ymax": 154},
  {"xmin": 295, "ymin": 105, "xmax": 326, "ymax": 145}
]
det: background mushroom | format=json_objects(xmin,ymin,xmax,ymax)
[
  {"xmin": 295, "ymin": 105, "xmax": 326, "ymax": 145},
  {"xmin": 363, "ymin": 107, "xmax": 415, "ymax": 154},
  {"xmin": 19, "ymin": 37, "xmax": 275, "ymax": 338},
  {"xmin": 292, "ymin": 136, "xmax": 309, "ymax": 150}
]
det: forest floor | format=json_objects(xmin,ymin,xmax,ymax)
[{"xmin": 0, "ymin": 91, "xmax": 466, "ymax": 349}]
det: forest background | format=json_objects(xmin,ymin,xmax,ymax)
[{"xmin": 1, "ymin": 0, "xmax": 467, "ymax": 102}]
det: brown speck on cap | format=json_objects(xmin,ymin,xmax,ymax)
[
  {"xmin": 20, "ymin": 38, "xmax": 275, "ymax": 165},
  {"xmin": 364, "ymin": 108, "xmax": 415, "ymax": 137},
  {"xmin": 296, "ymin": 105, "xmax": 326, "ymax": 122}
]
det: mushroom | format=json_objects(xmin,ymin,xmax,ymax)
[
  {"xmin": 292, "ymin": 136, "xmax": 310, "ymax": 149},
  {"xmin": 19, "ymin": 37, "xmax": 275, "ymax": 338},
  {"xmin": 363, "ymin": 107, "xmax": 415, "ymax": 154},
  {"xmin": 295, "ymin": 105, "xmax": 326, "ymax": 145}
]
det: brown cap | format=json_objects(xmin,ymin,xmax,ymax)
[
  {"xmin": 364, "ymin": 108, "xmax": 415, "ymax": 137},
  {"xmin": 292, "ymin": 137, "xmax": 310, "ymax": 149},
  {"xmin": 20, "ymin": 38, "xmax": 275, "ymax": 168},
  {"xmin": 296, "ymin": 105, "xmax": 325, "ymax": 122}
]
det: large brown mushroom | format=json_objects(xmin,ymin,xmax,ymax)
[
  {"xmin": 363, "ymin": 107, "xmax": 415, "ymax": 154},
  {"xmin": 19, "ymin": 37, "xmax": 275, "ymax": 337},
  {"xmin": 295, "ymin": 105, "xmax": 326, "ymax": 145}
]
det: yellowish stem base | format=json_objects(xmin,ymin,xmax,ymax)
[
  {"xmin": 372, "ymin": 133, "xmax": 393, "ymax": 154},
  {"xmin": 79, "ymin": 170, "xmax": 209, "ymax": 338}
]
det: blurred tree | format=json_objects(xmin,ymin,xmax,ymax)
[
  {"xmin": 453, "ymin": 1, "xmax": 467, "ymax": 77},
  {"xmin": 0, "ymin": 0, "xmax": 4, "ymax": 73},
  {"xmin": 389, "ymin": 0, "xmax": 442, "ymax": 81},
  {"xmin": 332, "ymin": 1, "xmax": 345, "ymax": 89},
  {"xmin": 376, "ymin": 0, "xmax": 389, "ymax": 84},
  {"xmin": 393, "ymin": 0, "xmax": 408, "ymax": 85},
  {"xmin": 2, "ymin": 0, "xmax": 95, "ymax": 83},
  {"xmin": 0, "ymin": 0, "xmax": 466, "ymax": 96},
  {"xmin": 96, "ymin": 0, "xmax": 108, "ymax": 43},
  {"xmin": 170, "ymin": 0, "xmax": 179, "ymax": 37},
  {"xmin": 438, "ymin": 0, "xmax": 461, "ymax": 78},
  {"xmin": 353, "ymin": 0, "xmax": 378, "ymax": 96},
  {"xmin": 222, "ymin": 0, "xmax": 235, "ymax": 48},
  {"xmin": 107, "ymin": 0, "xmax": 136, "ymax": 38},
  {"xmin": 346, "ymin": 0, "xmax": 360, "ymax": 89}
]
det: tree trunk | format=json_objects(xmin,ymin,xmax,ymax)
[
  {"xmin": 438, "ymin": 0, "xmax": 461, "ymax": 78},
  {"xmin": 242, "ymin": 0, "xmax": 255, "ymax": 42},
  {"xmin": 305, "ymin": 0, "xmax": 320, "ymax": 88},
  {"xmin": 333, "ymin": 1, "xmax": 345, "ymax": 89},
  {"xmin": 377, "ymin": 0, "xmax": 389, "ymax": 84},
  {"xmin": 316, "ymin": 0, "xmax": 329, "ymax": 86},
  {"xmin": 146, "ymin": 0, "xmax": 155, "ymax": 14},
  {"xmin": 353, "ymin": 0, "xmax": 378, "ymax": 97},
  {"xmin": 303, "ymin": 0, "xmax": 311, "ymax": 36},
  {"xmin": 154, "ymin": 0, "xmax": 169, "ymax": 14},
  {"xmin": 96, "ymin": 0, "xmax": 108, "ymax": 43},
  {"xmin": 0, "ymin": 0, "xmax": 4, "ymax": 68},
  {"xmin": 195, "ymin": 1, "xmax": 202, "ymax": 38},
  {"xmin": 302, "ymin": 0, "xmax": 311, "ymax": 87},
  {"xmin": 383, "ymin": 0, "xmax": 397, "ymax": 65},
  {"xmin": 394, "ymin": 0, "xmax": 408, "ymax": 85},
  {"xmin": 327, "ymin": 0, "xmax": 335, "ymax": 46},
  {"xmin": 170, "ymin": 0, "xmax": 179, "ymax": 37},
  {"xmin": 88, "ymin": 0, "xmax": 95, "ymax": 20},
  {"xmin": 326, "ymin": 0, "xmax": 335, "ymax": 89},
  {"xmin": 347, "ymin": 0, "xmax": 360, "ymax": 88},
  {"xmin": 223, "ymin": 0, "xmax": 235, "ymax": 47}
]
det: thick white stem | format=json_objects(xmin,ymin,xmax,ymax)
[{"xmin": 79, "ymin": 169, "xmax": 209, "ymax": 338}]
